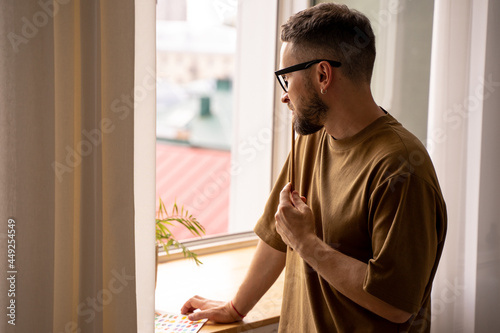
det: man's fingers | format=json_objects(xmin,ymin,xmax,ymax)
[
  {"xmin": 279, "ymin": 183, "xmax": 307, "ymax": 210},
  {"xmin": 276, "ymin": 183, "xmax": 296, "ymax": 221},
  {"xmin": 181, "ymin": 297, "xmax": 240, "ymax": 323},
  {"xmin": 180, "ymin": 295, "xmax": 206, "ymax": 314},
  {"xmin": 291, "ymin": 191, "xmax": 307, "ymax": 209},
  {"xmin": 180, "ymin": 302, "xmax": 195, "ymax": 314},
  {"xmin": 279, "ymin": 183, "xmax": 293, "ymax": 205},
  {"xmin": 187, "ymin": 303, "xmax": 239, "ymax": 323},
  {"xmin": 181, "ymin": 305, "xmax": 195, "ymax": 314},
  {"xmin": 188, "ymin": 309, "xmax": 211, "ymax": 321}
]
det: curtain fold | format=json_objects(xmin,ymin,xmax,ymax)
[
  {"xmin": 428, "ymin": 0, "xmax": 500, "ymax": 331},
  {"xmin": 1, "ymin": 0, "xmax": 138, "ymax": 332}
]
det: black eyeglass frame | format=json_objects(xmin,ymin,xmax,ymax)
[{"xmin": 274, "ymin": 59, "xmax": 341, "ymax": 93}]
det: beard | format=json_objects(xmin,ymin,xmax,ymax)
[{"xmin": 291, "ymin": 87, "xmax": 328, "ymax": 136}]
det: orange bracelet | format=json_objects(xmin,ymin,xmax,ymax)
[{"xmin": 231, "ymin": 300, "xmax": 245, "ymax": 319}]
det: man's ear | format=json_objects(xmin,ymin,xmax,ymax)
[{"xmin": 316, "ymin": 61, "xmax": 333, "ymax": 91}]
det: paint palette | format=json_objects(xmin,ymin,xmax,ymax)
[{"xmin": 155, "ymin": 310, "xmax": 207, "ymax": 333}]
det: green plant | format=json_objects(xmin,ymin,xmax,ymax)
[{"xmin": 156, "ymin": 197, "xmax": 205, "ymax": 265}]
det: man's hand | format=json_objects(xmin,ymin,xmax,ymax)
[
  {"xmin": 180, "ymin": 295, "xmax": 242, "ymax": 323},
  {"xmin": 180, "ymin": 241, "xmax": 285, "ymax": 325},
  {"xmin": 274, "ymin": 183, "xmax": 315, "ymax": 251}
]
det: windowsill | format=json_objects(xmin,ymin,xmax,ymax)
[{"xmin": 155, "ymin": 244, "xmax": 284, "ymax": 332}]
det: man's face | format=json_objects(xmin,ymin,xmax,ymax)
[{"xmin": 279, "ymin": 43, "xmax": 328, "ymax": 136}]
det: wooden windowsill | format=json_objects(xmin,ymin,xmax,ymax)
[{"xmin": 155, "ymin": 245, "xmax": 284, "ymax": 332}]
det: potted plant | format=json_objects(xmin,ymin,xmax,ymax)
[{"xmin": 155, "ymin": 197, "xmax": 205, "ymax": 286}]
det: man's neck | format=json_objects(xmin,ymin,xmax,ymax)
[{"xmin": 323, "ymin": 89, "xmax": 385, "ymax": 140}]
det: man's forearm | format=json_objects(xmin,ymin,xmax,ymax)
[
  {"xmin": 296, "ymin": 235, "xmax": 412, "ymax": 323},
  {"xmin": 232, "ymin": 239, "xmax": 286, "ymax": 315},
  {"xmin": 275, "ymin": 185, "xmax": 412, "ymax": 323}
]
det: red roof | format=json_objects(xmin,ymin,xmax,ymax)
[{"xmin": 156, "ymin": 142, "xmax": 230, "ymax": 240}]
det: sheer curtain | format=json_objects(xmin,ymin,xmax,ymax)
[
  {"xmin": 428, "ymin": 0, "xmax": 500, "ymax": 332},
  {"xmin": 0, "ymin": 0, "xmax": 154, "ymax": 332}
]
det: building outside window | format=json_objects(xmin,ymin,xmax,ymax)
[{"xmin": 156, "ymin": 0, "xmax": 238, "ymax": 240}]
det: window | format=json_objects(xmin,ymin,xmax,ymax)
[
  {"xmin": 156, "ymin": 0, "xmax": 286, "ymax": 242},
  {"xmin": 156, "ymin": 0, "xmax": 237, "ymax": 241},
  {"xmin": 156, "ymin": 0, "xmax": 434, "ymax": 245}
]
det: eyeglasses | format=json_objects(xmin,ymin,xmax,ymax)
[{"xmin": 274, "ymin": 59, "xmax": 341, "ymax": 93}]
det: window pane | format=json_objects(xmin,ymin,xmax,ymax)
[{"xmin": 156, "ymin": 0, "xmax": 237, "ymax": 241}]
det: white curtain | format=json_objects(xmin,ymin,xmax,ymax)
[
  {"xmin": 0, "ymin": 0, "xmax": 155, "ymax": 332},
  {"xmin": 428, "ymin": 0, "xmax": 500, "ymax": 332}
]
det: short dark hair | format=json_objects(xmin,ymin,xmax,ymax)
[{"xmin": 281, "ymin": 3, "xmax": 376, "ymax": 84}]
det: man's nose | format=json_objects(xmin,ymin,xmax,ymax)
[{"xmin": 280, "ymin": 91, "xmax": 290, "ymax": 104}]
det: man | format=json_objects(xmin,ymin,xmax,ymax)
[{"xmin": 181, "ymin": 3, "xmax": 447, "ymax": 332}]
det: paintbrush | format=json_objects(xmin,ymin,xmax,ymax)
[{"xmin": 290, "ymin": 118, "xmax": 295, "ymax": 191}]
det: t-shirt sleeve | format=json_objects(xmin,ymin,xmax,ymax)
[
  {"xmin": 363, "ymin": 173, "xmax": 446, "ymax": 314},
  {"xmin": 253, "ymin": 155, "xmax": 290, "ymax": 253}
]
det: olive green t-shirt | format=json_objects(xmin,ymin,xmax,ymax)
[{"xmin": 254, "ymin": 114, "xmax": 447, "ymax": 332}]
